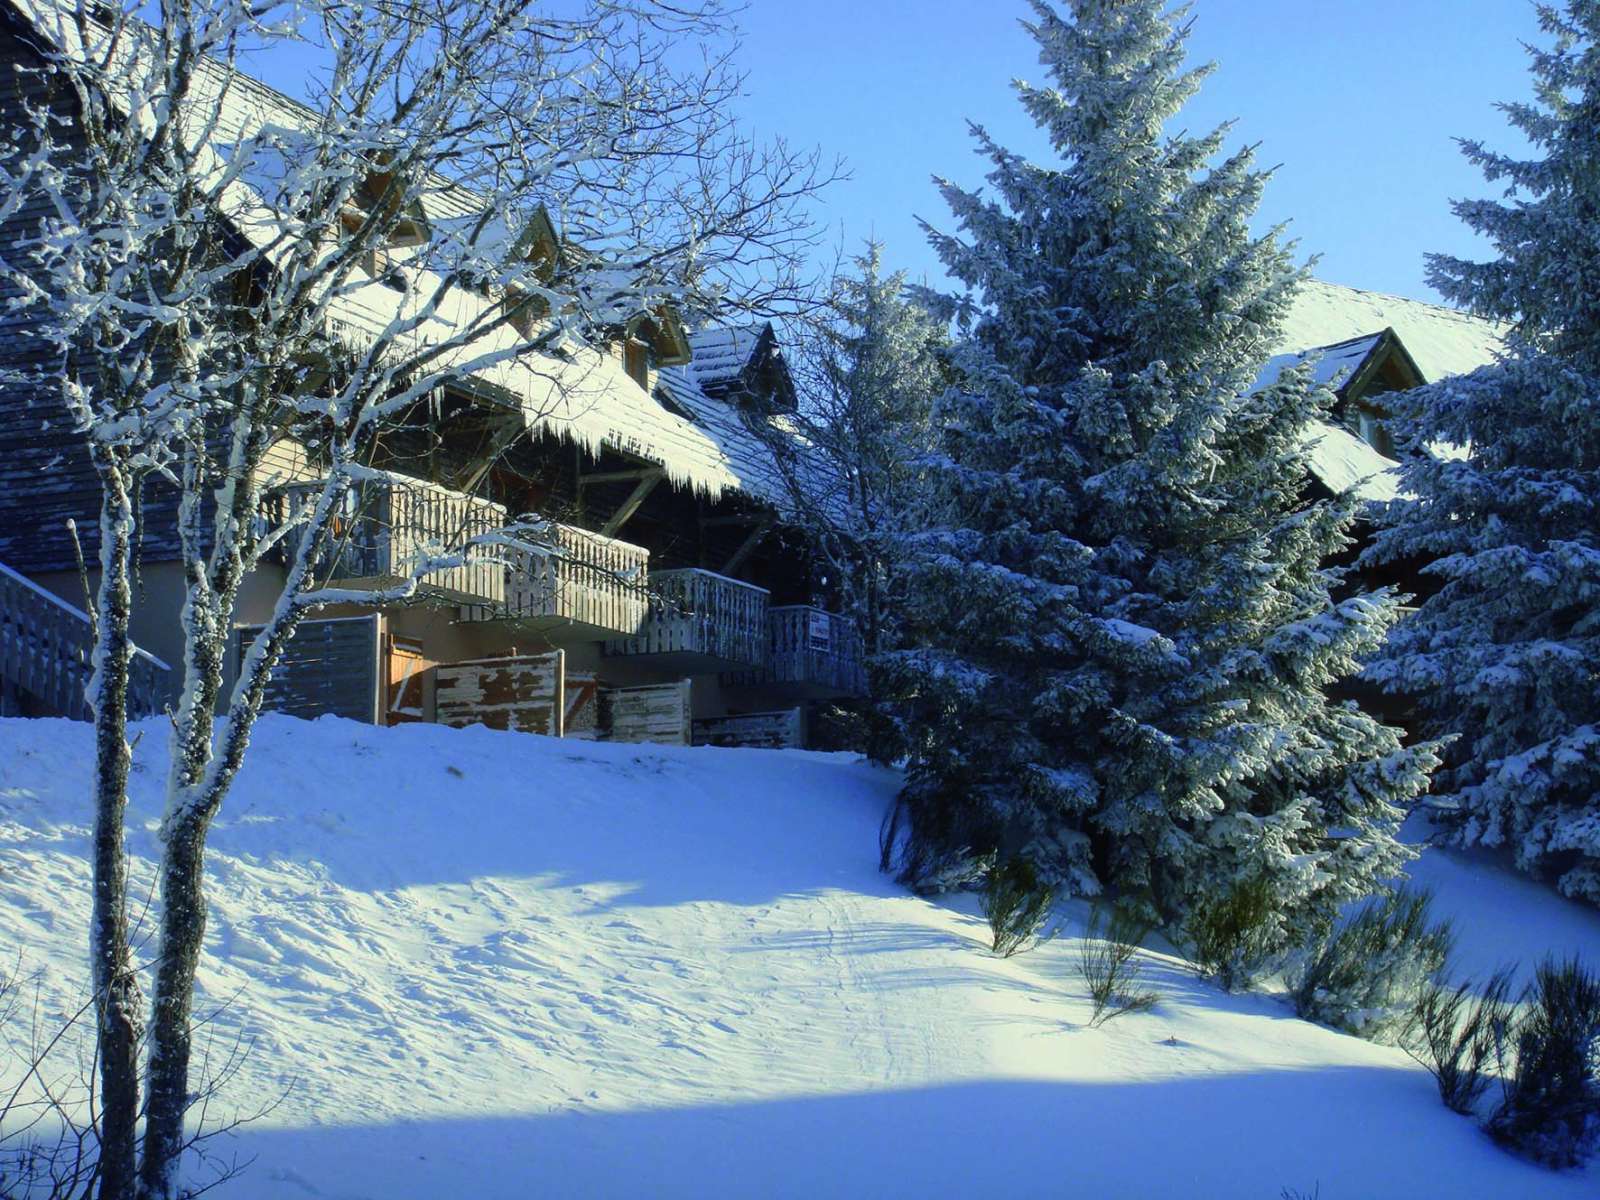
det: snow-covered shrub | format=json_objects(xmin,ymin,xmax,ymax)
[
  {"xmin": 1078, "ymin": 903, "xmax": 1158, "ymax": 1027},
  {"xmin": 1402, "ymin": 968, "xmax": 1517, "ymax": 1116},
  {"xmin": 1290, "ymin": 887, "xmax": 1454, "ymax": 1040},
  {"xmin": 1183, "ymin": 877, "xmax": 1279, "ymax": 992},
  {"xmin": 1487, "ymin": 956, "xmax": 1600, "ymax": 1168},
  {"xmin": 980, "ymin": 858, "xmax": 1056, "ymax": 958}
]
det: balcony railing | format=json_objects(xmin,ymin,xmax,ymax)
[
  {"xmin": 272, "ymin": 475, "xmax": 508, "ymax": 606},
  {"xmin": 766, "ymin": 606, "xmax": 867, "ymax": 695},
  {"xmin": 0, "ymin": 561, "xmax": 169, "ymax": 719},
  {"xmin": 461, "ymin": 522, "xmax": 650, "ymax": 637},
  {"xmin": 722, "ymin": 605, "xmax": 866, "ymax": 697},
  {"xmin": 604, "ymin": 568, "xmax": 769, "ymax": 668}
]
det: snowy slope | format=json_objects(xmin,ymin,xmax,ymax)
[{"xmin": 1, "ymin": 716, "xmax": 1597, "ymax": 1199}]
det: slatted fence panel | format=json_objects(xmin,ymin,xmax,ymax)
[
  {"xmin": 236, "ymin": 615, "xmax": 380, "ymax": 723},
  {"xmin": 601, "ymin": 680, "xmax": 691, "ymax": 746},
  {"xmin": 692, "ymin": 708, "xmax": 804, "ymax": 750}
]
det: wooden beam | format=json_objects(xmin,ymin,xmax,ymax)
[
  {"xmin": 579, "ymin": 466, "xmax": 665, "ymax": 489},
  {"xmin": 720, "ymin": 515, "xmax": 774, "ymax": 575},
  {"xmin": 599, "ymin": 469, "xmax": 665, "ymax": 537},
  {"xmin": 698, "ymin": 513, "xmax": 765, "ymax": 529}
]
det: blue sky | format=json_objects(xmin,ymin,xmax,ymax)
[{"xmin": 725, "ymin": 0, "xmax": 1546, "ymax": 305}]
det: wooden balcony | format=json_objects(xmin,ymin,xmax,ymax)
[
  {"xmin": 460, "ymin": 522, "xmax": 650, "ymax": 639},
  {"xmin": 722, "ymin": 605, "xmax": 866, "ymax": 699},
  {"xmin": 273, "ymin": 475, "xmax": 508, "ymax": 606},
  {"xmin": 604, "ymin": 568, "xmax": 769, "ymax": 671}
]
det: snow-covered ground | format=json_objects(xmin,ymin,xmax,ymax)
[{"xmin": 1, "ymin": 715, "xmax": 1598, "ymax": 1199}]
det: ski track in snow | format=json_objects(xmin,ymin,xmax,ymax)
[{"xmin": 1, "ymin": 715, "xmax": 1598, "ymax": 1199}]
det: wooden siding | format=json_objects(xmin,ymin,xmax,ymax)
[
  {"xmin": 435, "ymin": 650, "xmax": 564, "ymax": 735},
  {"xmin": 0, "ymin": 559, "xmax": 169, "ymax": 719},
  {"xmin": 238, "ymin": 615, "xmax": 380, "ymax": 723},
  {"xmin": 603, "ymin": 568, "xmax": 768, "ymax": 667},
  {"xmin": 461, "ymin": 521, "xmax": 649, "ymax": 636},
  {"xmin": 271, "ymin": 475, "xmax": 509, "ymax": 605},
  {"xmin": 601, "ymin": 680, "xmax": 691, "ymax": 745},
  {"xmin": 692, "ymin": 708, "xmax": 804, "ymax": 750}
]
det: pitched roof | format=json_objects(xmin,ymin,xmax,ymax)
[
  {"xmin": 1264, "ymin": 281, "xmax": 1507, "ymax": 503},
  {"xmin": 686, "ymin": 324, "xmax": 766, "ymax": 389},
  {"xmin": 5, "ymin": 0, "xmax": 798, "ymax": 505},
  {"xmin": 1274, "ymin": 279, "xmax": 1505, "ymax": 380}
]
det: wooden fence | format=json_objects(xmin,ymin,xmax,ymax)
[{"xmin": 0, "ymin": 561, "xmax": 169, "ymax": 719}]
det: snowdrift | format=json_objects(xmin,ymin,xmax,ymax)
[{"xmin": 1, "ymin": 715, "xmax": 1597, "ymax": 1198}]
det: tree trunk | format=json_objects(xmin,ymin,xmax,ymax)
[
  {"xmin": 137, "ymin": 808, "xmax": 210, "ymax": 1200},
  {"xmin": 88, "ymin": 473, "xmax": 142, "ymax": 1200}
]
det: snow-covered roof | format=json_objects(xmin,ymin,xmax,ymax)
[
  {"xmin": 7, "ymin": 1, "xmax": 803, "ymax": 506},
  {"xmin": 655, "ymin": 366, "xmax": 794, "ymax": 512},
  {"xmin": 1275, "ymin": 279, "xmax": 1505, "ymax": 381},
  {"xmin": 687, "ymin": 325, "xmax": 764, "ymax": 389},
  {"xmin": 1301, "ymin": 422, "xmax": 1402, "ymax": 505},
  {"xmin": 1252, "ymin": 332, "xmax": 1386, "ymax": 398},
  {"xmin": 1262, "ymin": 281, "xmax": 1508, "ymax": 503}
]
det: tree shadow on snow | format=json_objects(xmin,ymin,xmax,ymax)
[{"xmin": 221, "ymin": 1069, "xmax": 1598, "ymax": 1200}]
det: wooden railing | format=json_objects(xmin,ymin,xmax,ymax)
[
  {"xmin": 765, "ymin": 606, "xmax": 867, "ymax": 695},
  {"xmin": 0, "ymin": 562, "xmax": 169, "ymax": 719},
  {"xmin": 271, "ymin": 475, "xmax": 508, "ymax": 606},
  {"xmin": 605, "ymin": 568, "xmax": 769, "ymax": 667},
  {"xmin": 461, "ymin": 522, "xmax": 649, "ymax": 636}
]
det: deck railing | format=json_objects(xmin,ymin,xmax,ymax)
[
  {"xmin": 462, "ymin": 522, "xmax": 649, "ymax": 636},
  {"xmin": 271, "ymin": 475, "xmax": 508, "ymax": 606},
  {"xmin": 605, "ymin": 568, "xmax": 769, "ymax": 667},
  {"xmin": 0, "ymin": 562, "xmax": 169, "ymax": 718},
  {"xmin": 765, "ymin": 606, "xmax": 867, "ymax": 695}
]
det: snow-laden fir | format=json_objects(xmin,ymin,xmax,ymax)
[
  {"xmin": 1, "ymin": 715, "xmax": 1597, "ymax": 1197},
  {"xmin": 880, "ymin": 0, "xmax": 1433, "ymax": 951},
  {"xmin": 1365, "ymin": 0, "xmax": 1600, "ymax": 906}
]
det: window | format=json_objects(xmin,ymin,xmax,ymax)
[{"xmin": 1359, "ymin": 411, "xmax": 1395, "ymax": 458}]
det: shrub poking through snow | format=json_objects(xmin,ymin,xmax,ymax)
[
  {"xmin": 1079, "ymin": 903, "xmax": 1158, "ymax": 1027},
  {"xmin": 1183, "ymin": 876, "xmax": 1279, "ymax": 991},
  {"xmin": 980, "ymin": 858, "xmax": 1056, "ymax": 958},
  {"xmin": 1290, "ymin": 886, "xmax": 1455, "ymax": 1040},
  {"xmin": 1487, "ymin": 955, "xmax": 1600, "ymax": 1168},
  {"xmin": 1402, "ymin": 968, "xmax": 1517, "ymax": 1116}
]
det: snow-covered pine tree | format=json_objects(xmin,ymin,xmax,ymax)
[
  {"xmin": 788, "ymin": 244, "xmax": 946, "ymax": 660},
  {"xmin": 1363, "ymin": 2, "xmax": 1600, "ymax": 906},
  {"xmin": 880, "ymin": 0, "xmax": 1436, "ymax": 950}
]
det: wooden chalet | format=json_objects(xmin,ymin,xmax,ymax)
[{"xmin": 0, "ymin": 3, "xmax": 860, "ymax": 749}]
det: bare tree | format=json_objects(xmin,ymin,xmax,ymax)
[{"xmin": 0, "ymin": 2, "xmax": 830, "ymax": 1195}]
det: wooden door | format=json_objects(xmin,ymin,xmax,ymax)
[{"xmin": 384, "ymin": 634, "xmax": 431, "ymax": 725}]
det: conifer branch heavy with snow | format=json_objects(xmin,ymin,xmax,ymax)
[{"xmin": 0, "ymin": 2, "xmax": 828, "ymax": 1195}]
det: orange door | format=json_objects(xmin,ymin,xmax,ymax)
[{"xmin": 384, "ymin": 635, "xmax": 431, "ymax": 725}]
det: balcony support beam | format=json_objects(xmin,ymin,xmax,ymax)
[
  {"xmin": 720, "ymin": 515, "xmax": 774, "ymax": 576},
  {"xmin": 596, "ymin": 469, "xmax": 665, "ymax": 537}
]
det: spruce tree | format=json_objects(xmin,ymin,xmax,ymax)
[
  {"xmin": 1364, "ymin": 2, "xmax": 1600, "ymax": 905},
  {"xmin": 880, "ymin": 0, "xmax": 1435, "ymax": 950},
  {"xmin": 794, "ymin": 244, "xmax": 947, "ymax": 661}
]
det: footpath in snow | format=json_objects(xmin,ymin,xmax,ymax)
[{"xmin": 1, "ymin": 714, "xmax": 1598, "ymax": 1199}]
